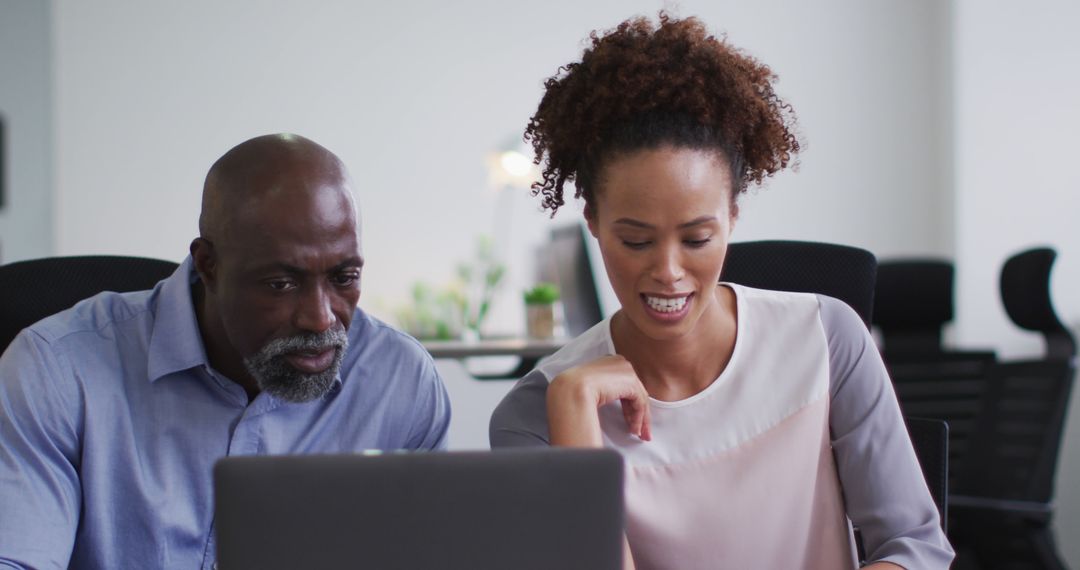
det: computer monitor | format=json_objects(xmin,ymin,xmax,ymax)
[{"xmin": 537, "ymin": 223, "xmax": 604, "ymax": 337}]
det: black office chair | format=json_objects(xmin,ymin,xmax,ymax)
[
  {"xmin": 720, "ymin": 240, "xmax": 878, "ymax": 326},
  {"xmin": 1000, "ymin": 247, "xmax": 1077, "ymax": 361},
  {"xmin": 949, "ymin": 247, "xmax": 1076, "ymax": 570},
  {"xmin": 873, "ymin": 259, "xmax": 955, "ymax": 357},
  {"xmin": 0, "ymin": 255, "xmax": 180, "ymax": 352},
  {"xmin": 721, "ymin": 240, "xmax": 950, "ymax": 527},
  {"xmin": 886, "ymin": 351, "xmax": 997, "ymax": 498},
  {"xmin": 870, "ymin": 258, "xmax": 997, "ymax": 495}
]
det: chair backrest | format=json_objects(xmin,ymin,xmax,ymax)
[
  {"xmin": 999, "ymin": 247, "xmax": 1077, "ymax": 361},
  {"xmin": 886, "ymin": 353, "xmax": 996, "ymax": 494},
  {"xmin": 872, "ymin": 259, "xmax": 955, "ymax": 357},
  {"xmin": 942, "ymin": 247, "xmax": 1078, "ymax": 505},
  {"xmin": 0, "ymin": 255, "xmax": 179, "ymax": 352},
  {"xmin": 960, "ymin": 359, "xmax": 1075, "ymax": 505},
  {"xmin": 905, "ymin": 417, "xmax": 950, "ymax": 530},
  {"xmin": 720, "ymin": 240, "xmax": 878, "ymax": 326}
]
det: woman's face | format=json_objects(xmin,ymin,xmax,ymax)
[{"xmin": 588, "ymin": 146, "xmax": 736, "ymax": 342}]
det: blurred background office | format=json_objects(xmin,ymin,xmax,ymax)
[{"xmin": 1, "ymin": 0, "xmax": 1078, "ymax": 564}]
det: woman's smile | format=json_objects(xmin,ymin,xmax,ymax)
[{"xmin": 641, "ymin": 292, "xmax": 694, "ymax": 321}]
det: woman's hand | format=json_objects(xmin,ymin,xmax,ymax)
[{"xmin": 546, "ymin": 355, "xmax": 652, "ymax": 447}]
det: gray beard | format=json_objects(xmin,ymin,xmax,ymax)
[{"xmin": 242, "ymin": 327, "xmax": 349, "ymax": 403}]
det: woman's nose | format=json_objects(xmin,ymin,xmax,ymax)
[{"xmin": 649, "ymin": 247, "xmax": 685, "ymax": 285}]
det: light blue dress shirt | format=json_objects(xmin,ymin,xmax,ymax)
[{"xmin": 0, "ymin": 257, "xmax": 451, "ymax": 570}]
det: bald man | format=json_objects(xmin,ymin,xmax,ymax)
[{"xmin": 0, "ymin": 134, "xmax": 451, "ymax": 569}]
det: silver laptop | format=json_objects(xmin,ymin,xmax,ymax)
[{"xmin": 214, "ymin": 448, "xmax": 624, "ymax": 570}]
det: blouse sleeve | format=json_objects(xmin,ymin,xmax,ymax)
[
  {"xmin": 489, "ymin": 370, "xmax": 552, "ymax": 448},
  {"xmin": 818, "ymin": 295, "xmax": 955, "ymax": 569}
]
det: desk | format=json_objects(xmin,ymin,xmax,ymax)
[{"xmin": 422, "ymin": 338, "xmax": 566, "ymax": 379}]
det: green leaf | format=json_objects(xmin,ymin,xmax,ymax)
[{"xmin": 524, "ymin": 282, "xmax": 560, "ymax": 304}]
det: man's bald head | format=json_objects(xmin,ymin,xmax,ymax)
[{"xmin": 199, "ymin": 133, "xmax": 357, "ymax": 244}]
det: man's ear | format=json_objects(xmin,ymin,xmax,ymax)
[{"xmin": 190, "ymin": 238, "xmax": 218, "ymax": 292}]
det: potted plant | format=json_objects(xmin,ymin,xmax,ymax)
[
  {"xmin": 397, "ymin": 236, "xmax": 505, "ymax": 342},
  {"xmin": 523, "ymin": 282, "xmax": 560, "ymax": 339}
]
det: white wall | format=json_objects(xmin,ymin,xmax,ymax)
[
  {"xmin": 50, "ymin": 0, "xmax": 953, "ymax": 325},
  {"xmin": 953, "ymin": 0, "xmax": 1080, "ymax": 563},
  {"xmin": 0, "ymin": 0, "xmax": 53, "ymax": 263},
  {"xmin": 48, "ymin": 0, "xmax": 953, "ymax": 451}
]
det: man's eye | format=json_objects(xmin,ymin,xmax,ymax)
[
  {"xmin": 266, "ymin": 280, "xmax": 296, "ymax": 292},
  {"xmin": 332, "ymin": 272, "xmax": 360, "ymax": 287}
]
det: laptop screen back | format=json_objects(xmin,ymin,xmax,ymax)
[{"xmin": 214, "ymin": 448, "xmax": 624, "ymax": 570}]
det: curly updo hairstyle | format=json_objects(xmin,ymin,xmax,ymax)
[{"xmin": 526, "ymin": 13, "xmax": 801, "ymax": 216}]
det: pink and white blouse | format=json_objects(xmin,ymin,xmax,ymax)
[{"xmin": 490, "ymin": 284, "xmax": 954, "ymax": 569}]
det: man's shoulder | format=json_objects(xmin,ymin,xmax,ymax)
[
  {"xmin": 342, "ymin": 308, "xmax": 437, "ymax": 372},
  {"xmin": 0, "ymin": 288, "xmax": 162, "ymax": 422},
  {"xmin": 336, "ymin": 309, "xmax": 449, "ymax": 441},
  {"xmin": 28, "ymin": 289, "xmax": 158, "ymax": 348}
]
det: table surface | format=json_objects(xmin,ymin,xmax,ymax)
[{"xmin": 421, "ymin": 337, "xmax": 567, "ymax": 360}]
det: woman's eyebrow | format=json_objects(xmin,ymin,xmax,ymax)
[
  {"xmin": 613, "ymin": 218, "xmax": 652, "ymax": 228},
  {"xmin": 677, "ymin": 215, "xmax": 718, "ymax": 229},
  {"xmin": 612, "ymin": 215, "xmax": 717, "ymax": 229}
]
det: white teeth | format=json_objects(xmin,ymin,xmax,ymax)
[{"xmin": 645, "ymin": 295, "xmax": 688, "ymax": 313}]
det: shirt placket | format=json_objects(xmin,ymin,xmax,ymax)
[{"xmin": 200, "ymin": 374, "xmax": 281, "ymax": 570}]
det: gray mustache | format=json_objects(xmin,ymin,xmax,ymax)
[{"xmin": 261, "ymin": 328, "xmax": 349, "ymax": 357}]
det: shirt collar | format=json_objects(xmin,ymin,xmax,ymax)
[{"xmin": 147, "ymin": 256, "xmax": 212, "ymax": 382}]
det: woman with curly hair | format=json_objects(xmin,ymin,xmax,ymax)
[{"xmin": 489, "ymin": 13, "xmax": 953, "ymax": 570}]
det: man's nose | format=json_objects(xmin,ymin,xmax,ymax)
[{"xmin": 294, "ymin": 285, "xmax": 336, "ymax": 333}]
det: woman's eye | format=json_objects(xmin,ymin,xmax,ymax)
[
  {"xmin": 621, "ymin": 240, "xmax": 650, "ymax": 250},
  {"xmin": 685, "ymin": 238, "xmax": 712, "ymax": 248}
]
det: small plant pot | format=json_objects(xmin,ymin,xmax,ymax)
[{"xmin": 526, "ymin": 303, "xmax": 556, "ymax": 339}]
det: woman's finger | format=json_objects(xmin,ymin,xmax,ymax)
[
  {"xmin": 621, "ymin": 389, "xmax": 650, "ymax": 440},
  {"xmin": 621, "ymin": 400, "xmax": 636, "ymax": 432},
  {"xmin": 640, "ymin": 398, "xmax": 652, "ymax": 441}
]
